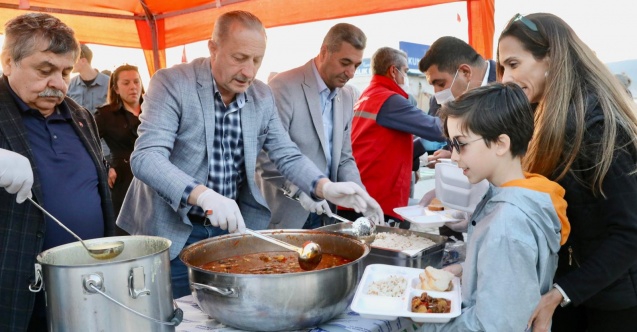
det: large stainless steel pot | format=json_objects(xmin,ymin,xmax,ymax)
[
  {"xmin": 31, "ymin": 236, "xmax": 182, "ymax": 331},
  {"xmin": 180, "ymin": 230, "xmax": 370, "ymax": 331}
]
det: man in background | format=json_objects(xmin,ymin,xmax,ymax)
[
  {"xmin": 0, "ymin": 13, "xmax": 114, "ymax": 330},
  {"xmin": 417, "ymin": 36, "xmax": 496, "ymax": 240},
  {"xmin": 256, "ymin": 23, "xmax": 375, "ymax": 229},
  {"xmin": 339, "ymin": 47, "xmax": 445, "ymax": 228},
  {"xmin": 67, "ymin": 44, "xmax": 111, "ymax": 158}
]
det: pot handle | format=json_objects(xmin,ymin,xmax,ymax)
[
  {"xmin": 86, "ymin": 281, "xmax": 183, "ymax": 326},
  {"xmin": 191, "ymin": 282, "xmax": 238, "ymax": 297},
  {"xmin": 29, "ymin": 263, "xmax": 43, "ymax": 293}
]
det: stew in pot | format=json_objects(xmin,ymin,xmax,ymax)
[{"xmin": 200, "ymin": 251, "xmax": 352, "ymax": 274}]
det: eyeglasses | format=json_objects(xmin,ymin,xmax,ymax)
[
  {"xmin": 512, "ymin": 13, "xmax": 538, "ymax": 32},
  {"xmin": 449, "ymin": 137, "xmax": 483, "ymax": 154}
]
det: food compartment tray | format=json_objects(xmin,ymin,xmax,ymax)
[{"xmin": 351, "ymin": 264, "xmax": 461, "ymax": 324}]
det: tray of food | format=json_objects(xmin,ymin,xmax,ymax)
[
  {"xmin": 351, "ymin": 264, "xmax": 461, "ymax": 323},
  {"xmin": 318, "ymin": 225, "xmax": 447, "ymax": 269}
]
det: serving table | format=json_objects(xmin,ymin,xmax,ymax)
[{"xmin": 175, "ymin": 295, "xmax": 418, "ymax": 332}]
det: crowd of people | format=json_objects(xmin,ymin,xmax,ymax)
[{"xmin": 0, "ymin": 9, "xmax": 636, "ymax": 332}]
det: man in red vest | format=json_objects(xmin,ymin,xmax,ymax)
[{"xmin": 338, "ymin": 47, "xmax": 445, "ymax": 228}]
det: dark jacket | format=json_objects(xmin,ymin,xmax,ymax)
[
  {"xmin": 0, "ymin": 78, "xmax": 115, "ymax": 330},
  {"xmin": 554, "ymin": 95, "xmax": 637, "ymax": 310}
]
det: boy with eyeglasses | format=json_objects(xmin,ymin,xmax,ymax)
[{"xmin": 419, "ymin": 82, "xmax": 570, "ymax": 331}]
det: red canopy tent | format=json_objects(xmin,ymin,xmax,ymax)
[{"xmin": 0, "ymin": 0, "xmax": 494, "ymax": 76}]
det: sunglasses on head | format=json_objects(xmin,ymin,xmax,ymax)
[
  {"xmin": 512, "ymin": 13, "xmax": 538, "ymax": 32},
  {"xmin": 448, "ymin": 137, "xmax": 483, "ymax": 154}
]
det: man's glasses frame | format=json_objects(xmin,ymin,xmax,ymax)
[
  {"xmin": 512, "ymin": 13, "xmax": 538, "ymax": 32},
  {"xmin": 449, "ymin": 137, "xmax": 484, "ymax": 154}
]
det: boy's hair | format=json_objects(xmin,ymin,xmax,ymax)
[{"xmin": 439, "ymin": 82, "xmax": 534, "ymax": 158}]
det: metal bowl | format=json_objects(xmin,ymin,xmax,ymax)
[{"xmin": 180, "ymin": 230, "xmax": 370, "ymax": 331}]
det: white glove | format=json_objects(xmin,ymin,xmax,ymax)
[
  {"xmin": 321, "ymin": 181, "xmax": 368, "ymax": 213},
  {"xmin": 418, "ymin": 189, "xmax": 436, "ymax": 207},
  {"xmin": 362, "ymin": 197, "xmax": 385, "ymax": 226},
  {"xmin": 444, "ymin": 212, "xmax": 470, "ymax": 232},
  {"xmin": 298, "ymin": 192, "xmax": 332, "ymax": 216},
  {"xmin": 418, "ymin": 153, "xmax": 429, "ymax": 167},
  {"xmin": 196, "ymin": 189, "xmax": 246, "ymax": 233},
  {"xmin": 0, "ymin": 148, "xmax": 33, "ymax": 203}
]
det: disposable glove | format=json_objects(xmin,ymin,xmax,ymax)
[
  {"xmin": 362, "ymin": 197, "xmax": 385, "ymax": 226},
  {"xmin": 321, "ymin": 181, "xmax": 368, "ymax": 213},
  {"xmin": 196, "ymin": 188, "xmax": 246, "ymax": 233},
  {"xmin": 444, "ymin": 212, "xmax": 470, "ymax": 233},
  {"xmin": 418, "ymin": 189, "xmax": 436, "ymax": 207},
  {"xmin": 298, "ymin": 192, "xmax": 332, "ymax": 216},
  {"xmin": 0, "ymin": 148, "xmax": 33, "ymax": 203}
]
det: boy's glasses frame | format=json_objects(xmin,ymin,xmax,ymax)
[
  {"xmin": 449, "ymin": 137, "xmax": 483, "ymax": 154},
  {"xmin": 512, "ymin": 13, "xmax": 538, "ymax": 32}
]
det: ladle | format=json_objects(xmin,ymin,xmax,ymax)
[
  {"xmin": 27, "ymin": 197, "xmax": 124, "ymax": 260},
  {"xmin": 244, "ymin": 229, "xmax": 323, "ymax": 271},
  {"xmin": 331, "ymin": 215, "xmax": 375, "ymax": 236}
]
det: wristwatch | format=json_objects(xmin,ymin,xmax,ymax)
[{"xmin": 552, "ymin": 283, "xmax": 571, "ymax": 307}]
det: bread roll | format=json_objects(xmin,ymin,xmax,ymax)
[
  {"xmin": 419, "ymin": 266, "xmax": 454, "ymax": 291},
  {"xmin": 428, "ymin": 197, "xmax": 445, "ymax": 211}
]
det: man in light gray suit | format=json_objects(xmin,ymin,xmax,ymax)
[
  {"xmin": 117, "ymin": 11, "xmax": 382, "ymax": 299},
  {"xmin": 256, "ymin": 23, "xmax": 375, "ymax": 229}
]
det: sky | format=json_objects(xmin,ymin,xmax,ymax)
[{"xmin": 1, "ymin": 0, "xmax": 635, "ymax": 87}]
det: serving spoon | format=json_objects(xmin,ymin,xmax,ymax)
[
  {"xmin": 331, "ymin": 215, "xmax": 375, "ymax": 236},
  {"xmin": 244, "ymin": 229, "xmax": 323, "ymax": 271},
  {"xmin": 28, "ymin": 197, "xmax": 125, "ymax": 260}
]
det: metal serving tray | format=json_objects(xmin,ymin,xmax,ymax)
[{"xmin": 318, "ymin": 224, "xmax": 447, "ymax": 269}]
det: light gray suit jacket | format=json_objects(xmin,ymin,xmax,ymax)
[
  {"xmin": 117, "ymin": 57, "xmax": 324, "ymax": 259},
  {"xmin": 256, "ymin": 60, "xmax": 363, "ymax": 229}
]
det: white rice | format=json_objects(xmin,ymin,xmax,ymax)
[
  {"xmin": 371, "ymin": 232, "xmax": 436, "ymax": 251},
  {"xmin": 366, "ymin": 275, "xmax": 407, "ymax": 297}
]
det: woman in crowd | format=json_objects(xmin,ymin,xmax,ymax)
[
  {"xmin": 95, "ymin": 64, "xmax": 144, "ymax": 224},
  {"xmin": 497, "ymin": 13, "xmax": 637, "ymax": 332}
]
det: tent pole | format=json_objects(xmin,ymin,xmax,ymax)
[{"xmin": 140, "ymin": 0, "xmax": 160, "ymax": 73}]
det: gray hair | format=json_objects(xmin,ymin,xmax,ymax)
[
  {"xmin": 212, "ymin": 10, "xmax": 266, "ymax": 43},
  {"xmin": 371, "ymin": 47, "xmax": 407, "ymax": 75},
  {"xmin": 2, "ymin": 13, "xmax": 79, "ymax": 64},
  {"xmin": 322, "ymin": 23, "xmax": 366, "ymax": 52}
]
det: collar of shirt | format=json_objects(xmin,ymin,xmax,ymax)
[
  {"xmin": 311, "ymin": 59, "xmax": 338, "ymax": 110},
  {"xmin": 212, "ymin": 77, "xmax": 247, "ymax": 109},
  {"xmin": 480, "ymin": 60, "xmax": 490, "ymax": 87},
  {"xmin": 4, "ymin": 75, "xmax": 72, "ymax": 119}
]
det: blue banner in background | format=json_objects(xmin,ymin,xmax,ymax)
[
  {"xmin": 399, "ymin": 41, "xmax": 430, "ymax": 71},
  {"xmin": 354, "ymin": 58, "xmax": 372, "ymax": 76}
]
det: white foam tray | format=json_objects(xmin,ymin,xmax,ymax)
[
  {"xmin": 351, "ymin": 264, "xmax": 461, "ymax": 323},
  {"xmin": 393, "ymin": 205, "xmax": 464, "ymax": 228}
]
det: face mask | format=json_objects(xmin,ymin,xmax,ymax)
[
  {"xmin": 434, "ymin": 69, "xmax": 459, "ymax": 105},
  {"xmin": 399, "ymin": 71, "xmax": 410, "ymax": 93}
]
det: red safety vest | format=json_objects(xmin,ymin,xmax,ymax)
[{"xmin": 347, "ymin": 75, "xmax": 413, "ymax": 220}]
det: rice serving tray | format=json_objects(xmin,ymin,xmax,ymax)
[
  {"xmin": 318, "ymin": 225, "xmax": 447, "ymax": 269},
  {"xmin": 351, "ymin": 264, "xmax": 461, "ymax": 323}
]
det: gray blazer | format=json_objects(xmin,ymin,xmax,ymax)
[
  {"xmin": 117, "ymin": 57, "xmax": 324, "ymax": 259},
  {"xmin": 256, "ymin": 60, "xmax": 363, "ymax": 229}
]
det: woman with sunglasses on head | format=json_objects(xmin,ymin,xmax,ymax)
[
  {"xmin": 94, "ymin": 65, "xmax": 144, "ymax": 230},
  {"xmin": 497, "ymin": 13, "xmax": 637, "ymax": 332}
]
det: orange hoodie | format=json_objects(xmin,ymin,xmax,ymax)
[{"xmin": 501, "ymin": 172, "xmax": 570, "ymax": 245}]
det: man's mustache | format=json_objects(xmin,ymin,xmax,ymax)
[{"xmin": 38, "ymin": 88, "xmax": 64, "ymax": 98}]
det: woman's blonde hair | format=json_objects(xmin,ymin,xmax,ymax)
[{"xmin": 497, "ymin": 13, "xmax": 637, "ymax": 196}]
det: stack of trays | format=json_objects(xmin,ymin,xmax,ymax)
[{"xmin": 351, "ymin": 264, "xmax": 461, "ymax": 323}]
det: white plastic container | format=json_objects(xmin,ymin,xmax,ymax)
[{"xmin": 434, "ymin": 160, "xmax": 488, "ymax": 213}]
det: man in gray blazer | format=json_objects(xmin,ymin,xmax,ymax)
[
  {"xmin": 117, "ymin": 11, "xmax": 382, "ymax": 299},
  {"xmin": 256, "ymin": 23, "xmax": 377, "ymax": 229}
]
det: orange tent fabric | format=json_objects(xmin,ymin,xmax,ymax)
[{"xmin": 0, "ymin": 0, "xmax": 494, "ymax": 76}]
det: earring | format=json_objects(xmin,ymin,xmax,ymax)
[{"xmin": 544, "ymin": 71, "xmax": 549, "ymax": 77}]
